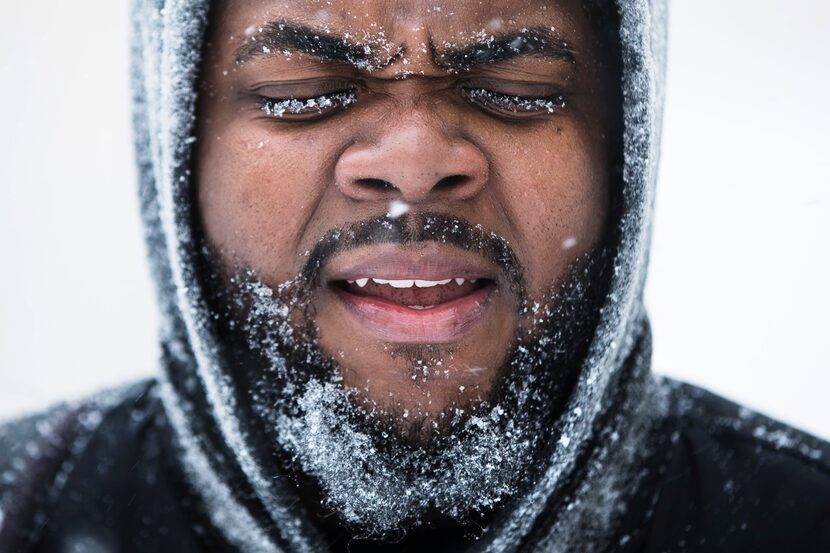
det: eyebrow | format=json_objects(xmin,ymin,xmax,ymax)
[
  {"xmin": 235, "ymin": 21, "xmax": 575, "ymax": 70},
  {"xmin": 432, "ymin": 28, "xmax": 576, "ymax": 70},
  {"xmin": 235, "ymin": 20, "xmax": 401, "ymax": 68}
]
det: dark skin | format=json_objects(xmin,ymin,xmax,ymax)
[{"xmin": 197, "ymin": 0, "xmax": 615, "ymax": 548}]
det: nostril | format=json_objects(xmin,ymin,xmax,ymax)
[
  {"xmin": 355, "ymin": 178, "xmax": 396, "ymax": 191},
  {"xmin": 435, "ymin": 174, "xmax": 471, "ymax": 190}
]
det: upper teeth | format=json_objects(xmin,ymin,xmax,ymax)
[
  {"xmin": 346, "ymin": 278, "xmax": 475, "ymax": 288},
  {"xmin": 415, "ymin": 279, "xmax": 452, "ymax": 287}
]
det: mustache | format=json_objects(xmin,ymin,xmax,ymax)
[{"xmin": 300, "ymin": 212, "xmax": 527, "ymax": 304}]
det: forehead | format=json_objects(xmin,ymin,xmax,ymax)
[{"xmin": 214, "ymin": 0, "xmax": 590, "ymax": 43}]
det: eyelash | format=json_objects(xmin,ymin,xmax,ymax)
[
  {"xmin": 258, "ymin": 87, "xmax": 565, "ymax": 120},
  {"xmin": 260, "ymin": 89, "xmax": 358, "ymax": 118},
  {"xmin": 462, "ymin": 88, "xmax": 566, "ymax": 115}
]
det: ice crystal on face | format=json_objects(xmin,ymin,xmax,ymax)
[
  {"xmin": 261, "ymin": 90, "xmax": 357, "ymax": 118},
  {"xmin": 239, "ymin": 20, "xmax": 403, "ymax": 73},
  {"xmin": 464, "ymin": 88, "xmax": 566, "ymax": 114},
  {"xmin": 272, "ymin": 377, "xmax": 535, "ymax": 533}
]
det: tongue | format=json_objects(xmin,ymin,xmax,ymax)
[{"xmin": 343, "ymin": 280, "xmax": 483, "ymax": 306}]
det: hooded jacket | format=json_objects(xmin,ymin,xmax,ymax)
[{"xmin": 1, "ymin": 0, "xmax": 829, "ymax": 551}]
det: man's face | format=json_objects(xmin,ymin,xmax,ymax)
[{"xmin": 197, "ymin": 0, "xmax": 612, "ymax": 427}]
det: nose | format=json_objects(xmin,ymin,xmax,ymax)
[{"xmin": 334, "ymin": 118, "xmax": 489, "ymax": 204}]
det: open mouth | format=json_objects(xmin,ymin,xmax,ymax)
[
  {"xmin": 335, "ymin": 277, "xmax": 491, "ymax": 310},
  {"xmin": 323, "ymin": 246, "xmax": 500, "ymax": 344}
]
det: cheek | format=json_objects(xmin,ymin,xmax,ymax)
[
  {"xmin": 491, "ymin": 126, "xmax": 608, "ymax": 295},
  {"xmin": 197, "ymin": 124, "xmax": 333, "ymax": 280}
]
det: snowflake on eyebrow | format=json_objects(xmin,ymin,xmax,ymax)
[{"xmin": 237, "ymin": 21, "xmax": 404, "ymax": 72}]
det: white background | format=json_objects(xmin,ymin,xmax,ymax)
[{"xmin": 1, "ymin": 1, "xmax": 828, "ymax": 439}]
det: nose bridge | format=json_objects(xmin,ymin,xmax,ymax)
[{"xmin": 334, "ymin": 105, "xmax": 489, "ymax": 203}]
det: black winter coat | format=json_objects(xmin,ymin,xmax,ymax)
[{"xmin": 1, "ymin": 379, "xmax": 828, "ymax": 552}]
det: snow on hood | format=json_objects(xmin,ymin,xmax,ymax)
[{"xmin": 130, "ymin": 0, "xmax": 668, "ymax": 551}]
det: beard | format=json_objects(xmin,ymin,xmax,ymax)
[{"xmin": 199, "ymin": 212, "xmax": 609, "ymax": 539}]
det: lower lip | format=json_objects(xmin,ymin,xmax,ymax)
[{"xmin": 333, "ymin": 284, "xmax": 495, "ymax": 344}]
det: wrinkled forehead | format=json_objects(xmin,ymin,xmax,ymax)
[{"xmin": 212, "ymin": 0, "xmax": 592, "ymax": 53}]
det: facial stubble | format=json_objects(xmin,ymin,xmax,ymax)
[{"xmin": 200, "ymin": 213, "xmax": 608, "ymax": 537}]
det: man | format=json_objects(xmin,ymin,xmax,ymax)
[{"xmin": 1, "ymin": 0, "xmax": 828, "ymax": 551}]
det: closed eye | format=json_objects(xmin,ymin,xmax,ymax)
[
  {"xmin": 462, "ymin": 87, "xmax": 566, "ymax": 118},
  {"xmin": 259, "ymin": 88, "xmax": 358, "ymax": 120}
]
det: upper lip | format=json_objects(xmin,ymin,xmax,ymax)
[{"xmin": 322, "ymin": 243, "xmax": 498, "ymax": 284}]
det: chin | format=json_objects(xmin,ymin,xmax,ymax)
[{"xmin": 316, "ymin": 308, "xmax": 517, "ymax": 422}]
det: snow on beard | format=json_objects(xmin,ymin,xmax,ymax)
[{"xmin": 200, "ymin": 213, "xmax": 608, "ymax": 538}]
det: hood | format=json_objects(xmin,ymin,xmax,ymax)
[{"xmin": 131, "ymin": 0, "xmax": 668, "ymax": 551}]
